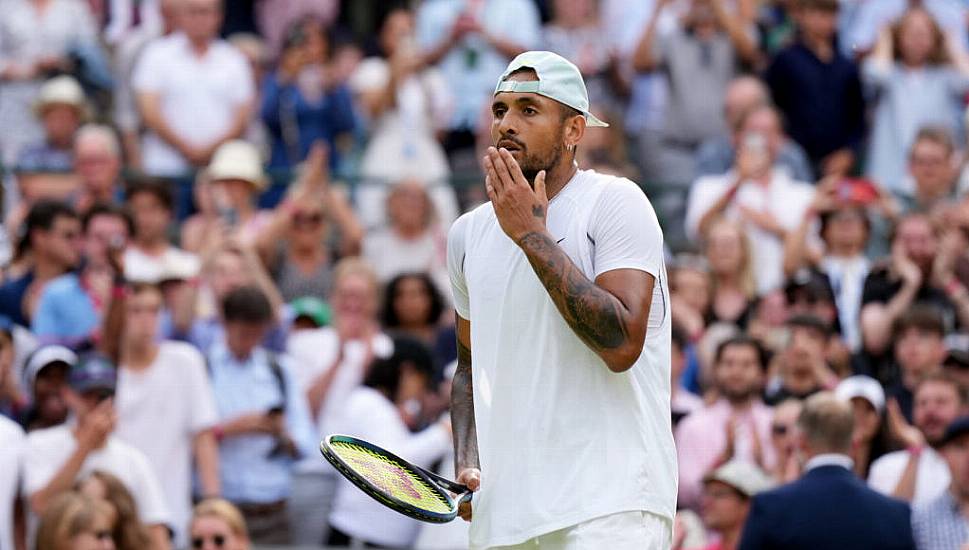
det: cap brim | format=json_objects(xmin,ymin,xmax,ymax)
[{"xmin": 585, "ymin": 113, "xmax": 609, "ymax": 128}]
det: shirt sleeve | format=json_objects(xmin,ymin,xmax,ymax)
[
  {"xmin": 131, "ymin": 42, "xmax": 163, "ymax": 94},
  {"xmin": 30, "ymin": 286, "xmax": 58, "ymax": 337},
  {"xmin": 128, "ymin": 447, "xmax": 172, "ymax": 527},
  {"xmin": 183, "ymin": 346, "xmax": 219, "ymax": 433},
  {"xmin": 589, "ymin": 178, "xmax": 664, "ymax": 278},
  {"xmin": 22, "ymin": 435, "xmax": 57, "ymax": 496},
  {"xmin": 226, "ymin": 49, "xmax": 255, "ymax": 105},
  {"xmin": 447, "ymin": 213, "xmax": 472, "ymax": 320},
  {"xmin": 867, "ymin": 453, "xmax": 902, "ymax": 495}
]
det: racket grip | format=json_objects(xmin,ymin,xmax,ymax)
[{"xmin": 458, "ymin": 492, "xmax": 473, "ymax": 504}]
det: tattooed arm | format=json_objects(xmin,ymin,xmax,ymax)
[{"xmin": 452, "ymin": 315, "xmax": 480, "ymax": 520}]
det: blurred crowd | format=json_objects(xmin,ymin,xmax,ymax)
[{"xmin": 2, "ymin": 0, "xmax": 969, "ymax": 549}]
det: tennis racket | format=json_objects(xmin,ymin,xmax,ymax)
[{"xmin": 320, "ymin": 434, "xmax": 473, "ymax": 523}]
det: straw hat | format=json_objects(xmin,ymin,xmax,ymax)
[
  {"xmin": 207, "ymin": 140, "xmax": 268, "ymax": 191},
  {"xmin": 33, "ymin": 75, "xmax": 89, "ymax": 118}
]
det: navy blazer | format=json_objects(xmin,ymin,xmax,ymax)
[{"xmin": 738, "ymin": 465, "xmax": 915, "ymax": 550}]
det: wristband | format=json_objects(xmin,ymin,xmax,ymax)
[
  {"xmin": 907, "ymin": 445, "xmax": 924, "ymax": 457},
  {"xmin": 111, "ymin": 285, "xmax": 128, "ymax": 301},
  {"xmin": 212, "ymin": 425, "xmax": 224, "ymax": 442}
]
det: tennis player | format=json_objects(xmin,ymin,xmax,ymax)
[{"xmin": 447, "ymin": 51, "xmax": 676, "ymax": 549}]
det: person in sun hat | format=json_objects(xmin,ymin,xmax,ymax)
[
  {"xmin": 288, "ymin": 296, "xmax": 332, "ymax": 332},
  {"xmin": 698, "ymin": 461, "xmax": 774, "ymax": 550},
  {"xmin": 447, "ymin": 50, "xmax": 675, "ymax": 549},
  {"xmin": 16, "ymin": 75, "xmax": 89, "ymax": 173},
  {"xmin": 206, "ymin": 139, "xmax": 273, "ymax": 242},
  {"xmin": 836, "ymin": 375, "xmax": 888, "ymax": 477}
]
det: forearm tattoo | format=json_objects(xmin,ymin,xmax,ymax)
[
  {"xmin": 518, "ymin": 231, "xmax": 629, "ymax": 352},
  {"xmin": 451, "ymin": 336, "xmax": 479, "ymax": 472}
]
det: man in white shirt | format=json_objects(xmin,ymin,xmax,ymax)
[
  {"xmin": 0, "ymin": 415, "xmax": 24, "ymax": 550},
  {"xmin": 447, "ymin": 51, "xmax": 676, "ymax": 549},
  {"xmin": 132, "ymin": 0, "xmax": 254, "ymax": 175},
  {"xmin": 868, "ymin": 372, "xmax": 966, "ymax": 506},
  {"xmin": 685, "ymin": 104, "xmax": 815, "ymax": 295},
  {"xmin": 23, "ymin": 353, "xmax": 171, "ymax": 549}
]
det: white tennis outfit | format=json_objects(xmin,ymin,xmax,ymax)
[{"xmin": 448, "ymin": 169, "xmax": 677, "ymax": 549}]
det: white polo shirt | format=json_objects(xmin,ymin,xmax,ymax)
[
  {"xmin": 447, "ymin": 169, "xmax": 677, "ymax": 549},
  {"xmin": 0, "ymin": 417, "xmax": 24, "ymax": 550},
  {"xmin": 132, "ymin": 32, "xmax": 254, "ymax": 176}
]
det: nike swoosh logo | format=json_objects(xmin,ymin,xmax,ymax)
[{"xmin": 556, "ymin": 237, "xmax": 565, "ymax": 244}]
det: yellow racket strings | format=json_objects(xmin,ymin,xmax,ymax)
[{"xmin": 332, "ymin": 441, "xmax": 452, "ymax": 513}]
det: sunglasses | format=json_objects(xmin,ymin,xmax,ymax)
[{"xmin": 192, "ymin": 534, "xmax": 226, "ymax": 548}]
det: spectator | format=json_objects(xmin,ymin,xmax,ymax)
[
  {"xmin": 255, "ymin": 0, "xmax": 338, "ymax": 58},
  {"xmin": 885, "ymin": 306, "xmax": 948, "ymax": 420},
  {"xmin": 104, "ymin": 282, "xmax": 220, "ymax": 547},
  {"xmin": 912, "ymin": 415, "xmax": 969, "ymax": 550},
  {"xmin": 124, "ymin": 179, "xmax": 200, "ymax": 285},
  {"xmin": 633, "ymin": 0, "xmax": 760, "ymax": 185},
  {"xmin": 844, "ymin": 0, "xmax": 968, "ymax": 61},
  {"xmin": 676, "ymin": 336, "xmax": 775, "ymax": 511},
  {"xmin": 835, "ymin": 375, "xmax": 887, "ymax": 478},
  {"xmin": 670, "ymin": 256, "xmax": 713, "ymax": 344},
  {"xmin": 864, "ymin": 9, "xmax": 969, "ymax": 196},
  {"xmin": 685, "ymin": 104, "xmax": 815, "ymax": 294},
  {"xmin": 205, "ymin": 140, "xmax": 273, "ymax": 244},
  {"xmin": 260, "ymin": 18, "xmax": 356, "ymax": 171},
  {"xmin": 869, "ymin": 372, "xmax": 966, "ymax": 506},
  {"xmin": 672, "ymin": 326, "xmax": 704, "ymax": 426},
  {"xmin": 694, "ymin": 461, "xmax": 774, "ymax": 550},
  {"xmin": 0, "ymin": 323, "xmax": 21, "ymax": 420},
  {"xmin": 704, "ymin": 219, "xmax": 756, "ymax": 328},
  {"xmin": 76, "ymin": 470, "xmax": 154, "ymax": 550},
  {"xmin": 415, "ymin": 0, "xmax": 540, "ymax": 166},
  {"xmin": 737, "ymin": 392, "xmax": 915, "ymax": 550},
  {"xmin": 363, "ymin": 181, "xmax": 451, "ymax": 294},
  {"xmin": 350, "ymin": 8, "xmax": 452, "ymax": 189},
  {"xmin": 860, "ymin": 214, "xmax": 969, "ymax": 363},
  {"xmin": 765, "ymin": 315, "xmax": 838, "ymax": 405},
  {"xmin": 189, "ymin": 498, "xmax": 251, "ymax": 550},
  {"xmin": 285, "ymin": 258, "xmax": 392, "ymax": 546},
  {"xmin": 0, "ymin": 201, "xmax": 80, "ymax": 328},
  {"xmin": 0, "ymin": 409, "xmax": 24, "ymax": 550},
  {"xmin": 898, "ymin": 127, "xmax": 962, "ymax": 216},
  {"xmin": 24, "ymin": 352, "xmax": 170, "ymax": 549},
  {"xmin": 380, "ymin": 272, "xmax": 454, "ymax": 367},
  {"xmin": 34, "ymin": 492, "xmax": 116, "ymax": 550},
  {"xmin": 132, "ymin": 0, "xmax": 254, "ymax": 176},
  {"xmin": 16, "ymin": 76, "xmax": 86, "ymax": 173},
  {"xmin": 767, "ymin": 399, "xmax": 802, "ymax": 483},
  {"xmin": 0, "ymin": 0, "xmax": 99, "ymax": 165},
  {"xmin": 19, "ymin": 345, "xmax": 75, "ymax": 432},
  {"xmin": 783, "ymin": 181, "xmax": 871, "ymax": 351},
  {"xmin": 72, "ymin": 125, "xmax": 125, "ymax": 213},
  {"xmin": 694, "ymin": 76, "xmax": 813, "ymax": 183},
  {"xmin": 31, "ymin": 203, "xmax": 132, "ymax": 346},
  {"xmin": 327, "ymin": 337, "xmax": 451, "ymax": 548},
  {"xmin": 765, "ymin": 0, "xmax": 866, "ymax": 177},
  {"xmin": 205, "ymin": 286, "xmax": 316, "ymax": 545},
  {"xmin": 288, "ymin": 296, "xmax": 332, "ymax": 332}
]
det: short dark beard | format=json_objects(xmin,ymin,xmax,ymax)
[{"xmin": 520, "ymin": 141, "xmax": 565, "ymax": 186}]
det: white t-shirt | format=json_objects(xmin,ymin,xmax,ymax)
[
  {"xmin": 328, "ymin": 387, "xmax": 451, "ymax": 547},
  {"xmin": 447, "ymin": 169, "xmax": 677, "ymax": 548},
  {"xmin": 684, "ymin": 169, "xmax": 815, "ymax": 294},
  {"xmin": 285, "ymin": 327, "xmax": 394, "ymax": 473},
  {"xmin": 115, "ymin": 341, "xmax": 218, "ymax": 546},
  {"xmin": 131, "ymin": 32, "xmax": 254, "ymax": 176},
  {"xmin": 23, "ymin": 425, "xmax": 170, "ymax": 535},
  {"xmin": 868, "ymin": 447, "xmax": 951, "ymax": 507},
  {"xmin": 0, "ymin": 417, "xmax": 24, "ymax": 550}
]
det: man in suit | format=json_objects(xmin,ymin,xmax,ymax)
[{"xmin": 738, "ymin": 392, "xmax": 916, "ymax": 550}]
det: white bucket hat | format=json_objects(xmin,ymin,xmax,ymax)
[
  {"xmin": 207, "ymin": 140, "xmax": 268, "ymax": 191},
  {"xmin": 33, "ymin": 75, "xmax": 88, "ymax": 118},
  {"xmin": 835, "ymin": 375, "xmax": 886, "ymax": 413},
  {"xmin": 494, "ymin": 51, "xmax": 608, "ymax": 128}
]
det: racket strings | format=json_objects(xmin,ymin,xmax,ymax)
[{"xmin": 331, "ymin": 441, "xmax": 452, "ymax": 513}]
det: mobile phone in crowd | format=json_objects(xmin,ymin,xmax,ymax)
[{"xmin": 837, "ymin": 178, "xmax": 879, "ymax": 205}]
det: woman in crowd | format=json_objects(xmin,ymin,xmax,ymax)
[
  {"xmin": 35, "ymin": 492, "xmax": 116, "ymax": 550},
  {"xmin": 380, "ymin": 271, "xmax": 455, "ymax": 370},
  {"xmin": 76, "ymin": 471, "xmax": 152, "ymax": 550},
  {"xmin": 189, "ymin": 499, "xmax": 250, "ymax": 550},
  {"xmin": 326, "ymin": 336, "xmax": 451, "ymax": 548},
  {"xmin": 864, "ymin": 6, "xmax": 969, "ymax": 195},
  {"xmin": 705, "ymin": 219, "xmax": 757, "ymax": 328}
]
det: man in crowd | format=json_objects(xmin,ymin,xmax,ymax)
[
  {"xmin": 206, "ymin": 286, "xmax": 316, "ymax": 544},
  {"xmin": 16, "ymin": 76, "xmax": 86, "ymax": 173},
  {"xmin": 24, "ymin": 352, "xmax": 171, "ymax": 548},
  {"xmin": 19, "ymin": 345, "xmax": 76, "ymax": 432},
  {"xmin": 699, "ymin": 461, "xmax": 774, "ymax": 550},
  {"xmin": 0, "ymin": 201, "xmax": 80, "ymax": 328},
  {"xmin": 72, "ymin": 124, "xmax": 126, "ymax": 213},
  {"xmin": 912, "ymin": 415, "xmax": 969, "ymax": 549},
  {"xmin": 124, "ymin": 178, "xmax": 200, "ymax": 282},
  {"xmin": 884, "ymin": 306, "xmax": 948, "ymax": 419},
  {"xmin": 739, "ymin": 392, "xmax": 915, "ymax": 549},
  {"xmin": 676, "ymin": 336, "xmax": 775, "ymax": 510},
  {"xmin": 765, "ymin": 314, "xmax": 838, "ymax": 405},
  {"xmin": 869, "ymin": 372, "xmax": 966, "ymax": 506}
]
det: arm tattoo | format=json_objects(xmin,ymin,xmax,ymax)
[
  {"xmin": 518, "ymin": 231, "xmax": 629, "ymax": 352},
  {"xmin": 451, "ymin": 336, "xmax": 479, "ymax": 473}
]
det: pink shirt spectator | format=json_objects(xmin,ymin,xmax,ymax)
[{"xmin": 675, "ymin": 399, "xmax": 776, "ymax": 510}]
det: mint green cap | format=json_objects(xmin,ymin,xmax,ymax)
[{"xmin": 494, "ymin": 51, "xmax": 609, "ymax": 128}]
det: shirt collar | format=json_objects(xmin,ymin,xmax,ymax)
[{"xmin": 805, "ymin": 453, "xmax": 854, "ymax": 472}]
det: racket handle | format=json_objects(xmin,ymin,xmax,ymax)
[
  {"xmin": 457, "ymin": 492, "xmax": 473, "ymax": 504},
  {"xmin": 420, "ymin": 467, "xmax": 470, "ymax": 495}
]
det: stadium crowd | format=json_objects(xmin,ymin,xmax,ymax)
[{"xmin": 2, "ymin": 0, "xmax": 969, "ymax": 548}]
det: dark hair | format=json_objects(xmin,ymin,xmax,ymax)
[
  {"xmin": 380, "ymin": 272, "xmax": 445, "ymax": 328},
  {"xmin": 83, "ymin": 202, "xmax": 135, "ymax": 237},
  {"xmin": 18, "ymin": 199, "xmax": 78, "ymax": 256},
  {"xmin": 715, "ymin": 335, "xmax": 769, "ymax": 372},
  {"xmin": 222, "ymin": 286, "xmax": 274, "ymax": 324},
  {"xmin": 126, "ymin": 177, "xmax": 174, "ymax": 212},
  {"xmin": 363, "ymin": 336, "xmax": 435, "ymax": 399},
  {"xmin": 893, "ymin": 305, "xmax": 946, "ymax": 340},
  {"xmin": 784, "ymin": 269, "xmax": 836, "ymax": 307},
  {"xmin": 798, "ymin": 0, "xmax": 838, "ymax": 11},
  {"xmin": 819, "ymin": 206, "xmax": 870, "ymax": 240},
  {"xmin": 787, "ymin": 314, "xmax": 832, "ymax": 339}
]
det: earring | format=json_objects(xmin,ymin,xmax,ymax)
[{"xmin": 566, "ymin": 143, "xmax": 574, "ymax": 152}]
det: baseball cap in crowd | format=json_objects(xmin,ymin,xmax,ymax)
[
  {"xmin": 940, "ymin": 415, "xmax": 969, "ymax": 447},
  {"xmin": 835, "ymin": 375, "xmax": 885, "ymax": 413},
  {"xmin": 33, "ymin": 75, "xmax": 89, "ymax": 118},
  {"xmin": 23, "ymin": 345, "xmax": 77, "ymax": 391},
  {"xmin": 703, "ymin": 460, "xmax": 775, "ymax": 498},
  {"xmin": 125, "ymin": 250, "xmax": 201, "ymax": 285},
  {"xmin": 494, "ymin": 51, "xmax": 609, "ymax": 128},
  {"xmin": 207, "ymin": 140, "xmax": 268, "ymax": 191},
  {"xmin": 69, "ymin": 353, "xmax": 117, "ymax": 395},
  {"xmin": 290, "ymin": 296, "xmax": 332, "ymax": 328}
]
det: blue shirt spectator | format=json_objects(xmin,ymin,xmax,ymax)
[{"xmin": 30, "ymin": 273, "xmax": 99, "ymax": 346}]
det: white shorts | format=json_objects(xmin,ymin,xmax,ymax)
[{"xmin": 488, "ymin": 511, "xmax": 672, "ymax": 550}]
